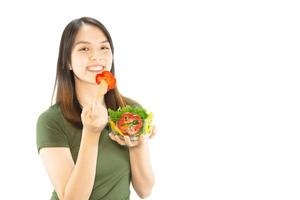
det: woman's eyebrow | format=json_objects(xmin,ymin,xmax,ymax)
[{"xmin": 74, "ymin": 40, "xmax": 109, "ymax": 46}]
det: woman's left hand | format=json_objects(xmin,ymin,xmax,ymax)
[{"xmin": 109, "ymin": 125, "xmax": 157, "ymax": 147}]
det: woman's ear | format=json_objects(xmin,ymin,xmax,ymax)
[{"xmin": 68, "ymin": 64, "xmax": 72, "ymax": 70}]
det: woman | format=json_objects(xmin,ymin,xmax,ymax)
[{"xmin": 36, "ymin": 17, "xmax": 156, "ymax": 200}]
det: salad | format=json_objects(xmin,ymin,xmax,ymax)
[{"xmin": 108, "ymin": 106, "xmax": 153, "ymax": 141}]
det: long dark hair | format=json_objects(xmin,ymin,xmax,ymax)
[{"xmin": 52, "ymin": 17, "xmax": 131, "ymax": 129}]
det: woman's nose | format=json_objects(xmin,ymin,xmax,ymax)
[
  {"xmin": 90, "ymin": 51, "xmax": 98, "ymax": 60},
  {"xmin": 89, "ymin": 50, "xmax": 103, "ymax": 60}
]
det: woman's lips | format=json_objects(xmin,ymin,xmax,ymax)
[{"xmin": 87, "ymin": 65, "xmax": 104, "ymax": 73}]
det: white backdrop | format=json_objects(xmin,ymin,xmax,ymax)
[{"xmin": 0, "ymin": 0, "xmax": 299, "ymax": 199}]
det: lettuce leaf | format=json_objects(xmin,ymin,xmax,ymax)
[{"xmin": 108, "ymin": 105, "xmax": 148, "ymax": 122}]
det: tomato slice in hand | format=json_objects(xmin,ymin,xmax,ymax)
[
  {"xmin": 117, "ymin": 112, "xmax": 143, "ymax": 136},
  {"xmin": 96, "ymin": 71, "xmax": 116, "ymax": 90}
]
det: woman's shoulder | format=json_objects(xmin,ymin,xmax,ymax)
[{"xmin": 37, "ymin": 103, "xmax": 63, "ymax": 123}]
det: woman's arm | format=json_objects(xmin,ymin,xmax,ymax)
[
  {"xmin": 40, "ymin": 129, "xmax": 100, "ymax": 200},
  {"xmin": 40, "ymin": 101, "xmax": 108, "ymax": 200},
  {"xmin": 109, "ymin": 125, "xmax": 157, "ymax": 199},
  {"xmin": 63, "ymin": 129, "xmax": 100, "ymax": 199},
  {"xmin": 129, "ymin": 138, "xmax": 155, "ymax": 199}
]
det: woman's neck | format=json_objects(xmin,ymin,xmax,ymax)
[{"xmin": 75, "ymin": 79, "xmax": 106, "ymax": 108}]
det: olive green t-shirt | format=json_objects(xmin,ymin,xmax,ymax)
[{"xmin": 36, "ymin": 101, "xmax": 139, "ymax": 200}]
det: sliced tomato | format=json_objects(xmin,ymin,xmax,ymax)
[
  {"xmin": 95, "ymin": 71, "xmax": 116, "ymax": 90},
  {"xmin": 117, "ymin": 112, "xmax": 143, "ymax": 136}
]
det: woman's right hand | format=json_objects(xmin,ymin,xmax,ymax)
[{"xmin": 81, "ymin": 101, "xmax": 108, "ymax": 134}]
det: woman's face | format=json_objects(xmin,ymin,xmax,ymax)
[{"xmin": 70, "ymin": 24, "xmax": 113, "ymax": 85}]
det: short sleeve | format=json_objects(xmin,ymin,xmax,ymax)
[{"xmin": 36, "ymin": 109, "xmax": 69, "ymax": 153}]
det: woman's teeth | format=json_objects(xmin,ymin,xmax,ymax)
[{"xmin": 87, "ymin": 66, "xmax": 104, "ymax": 72}]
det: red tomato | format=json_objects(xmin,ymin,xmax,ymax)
[
  {"xmin": 117, "ymin": 112, "xmax": 143, "ymax": 136},
  {"xmin": 95, "ymin": 71, "xmax": 116, "ymax": 90}
]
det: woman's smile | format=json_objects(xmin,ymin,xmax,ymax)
[{"xmin": 86, "ymin": 65, "xmax": 104, "ymax": 73}]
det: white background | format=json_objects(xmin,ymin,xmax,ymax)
[{"xmin": 0, "ymin": 0, "xmax": 299, "ymax": 199}]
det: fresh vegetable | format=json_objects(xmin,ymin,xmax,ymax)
[
  {"xmin": 108, "ymin": 106, "xmax": 148, "ymax": 121},
  {"xmin": 117, "ymin": 113, "xmax": 143, "ymax": 135},
  {"xmin": 108, "ymin": 105, "xmax": 153, "ymax": 139},
  {"xmin": 95, "ymin": 71, "xmax": 116, "ymax": 90}
]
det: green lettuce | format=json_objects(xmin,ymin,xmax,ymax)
[{"xmin": 108, "ymin": 105, "xmax": 148, "ymax": 122}]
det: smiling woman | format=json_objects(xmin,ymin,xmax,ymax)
[
  {"xmin": 71, "ymin": 26, "xmax": 112, "ymax": 83},
  {"xmin": 36, "ymin": 17, "xmax": 156, "ymax": 200}
]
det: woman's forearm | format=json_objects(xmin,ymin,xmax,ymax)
[
  {"xmin": 129, "ymin": 142, "xmax": 155, "ymax": 198},
  {"xmin": 63, "ymin": 129, "xmax": 100, "ymax": 200}
]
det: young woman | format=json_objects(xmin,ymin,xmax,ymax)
[{"xmin": 36, "ymin": 17, "xmax": 156, "ymax": 200}]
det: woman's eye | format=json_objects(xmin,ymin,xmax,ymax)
[
  {"xmin": 101, "ymin": 47, "xmax": 110, "ymax": 50},
  {"xmin": 79, "ymin": 47, "xmax": 89, "ymax": 51}
]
